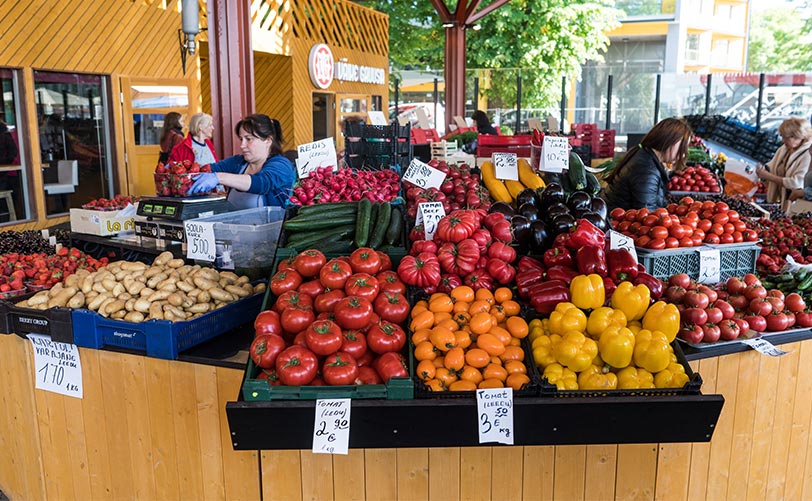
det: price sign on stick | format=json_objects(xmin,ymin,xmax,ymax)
[
  {"xmin": 698, "ymin": 247, "xmax": 721, "ymax": 284},
  {"xmin": 184, "ymin": 221, "xmax": 216, "ymax": 262},
  {"xmin": 312, "ymin": 398, "xmax": 351, "ymax": 455},
  {"xmin": 402, "ymin": 158, "xmax": 446, "ymax": 189},
  {"xmin": 540, "ymin": 136, "xmax": 569, "ymax": 173},
  {"xmin": 28, "ymin": 334, "xmax": 83, "ymax": 398},
  {"xmin": 476, "ymin": 388, "xmax": 514, "ymax": 445},
  {"xmin": 742, "ymin": 337, "xmax": 789, "ymax": 357},
  {"xmin": 492, "ymin": 153, "xmax": 519, "ymax": 181},
  {"xmin": 416, "ymin": 202, "xmax": 446, "ymax": 240},
  {"xmin": 296, "ymin": 137, "xmax": 337, "ymax": 178},
  {"xmin": 608, "ymin": 230, "xmax": 638, "ymax": 263}
]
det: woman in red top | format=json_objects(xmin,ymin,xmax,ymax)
[
  {"xmin": 168, "ymin": 112, "xmax": 218, "ymax": 166},
  {"xmin": 158, "ymin": 112, "xmax": 184, "ymax": 164}
]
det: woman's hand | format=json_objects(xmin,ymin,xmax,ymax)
[
  {"xmin": 789, "ymin": 189, "xmax": 805, "ymax": 201},
  {"xmin": 756, "ymin": 167, "xmax": 778, "ymax": 183}
]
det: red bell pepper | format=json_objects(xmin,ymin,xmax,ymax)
[
  {"xmin": 545, "ymin": 265, "xmax": 579, "ymax": 285},
  {"xmin": 569, "ymin": 219, "xmax": 606, "ymax": 248},
  {"xmin": 554, "ymin": 232, "xmax": 572, "ymax": 249},
  {"xmin": 634, "ymin": 272, "xmax": 664, "ymax": 300},
  {"xmin": 575, "ymin": 246, "xmax": 608, "ymax": 277},
  {"xmin": 543, "ymin": 246, "xmax": 573, "ymax": 268},
  {"xmin": 607, "ymin": 249, "xmax": 639, "ymax": 282},
  {"xmin": 516, "ymin": 269, "xmax": 544, "ymax": 298},
  {"xmin": 603, "ymin": 277, "xmax": 617, "ymax": 299},
  {"xmin": 517, "ymin": 256, "xmax": 545, "ymax": 273},
  {"xmin": 527, "ymin": 279, "xmax": 571, "ymax": 314}
]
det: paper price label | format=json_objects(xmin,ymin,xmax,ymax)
[
  {"xmin": 416, "ymin": 202, "xmax": 445, "ymax": 241},
  {"xmin": 540, "ymin": 136, "xmax": 569, "ymax": 173},
  {"xmin": 184, "ymin": 221, "xmax": 216, "ymax": 262},
  {"xmin": 368, "ymin": 111, "xmax": 388, "ymax": 125},
  {"xmin": 312, "ymin": 398, "xmax": 351, "ymax": 455},
  {"xmin": 403, "ymin": 159, "xmax": 446, "ymax": 190},
  {"xmin": 41, "ymin": 229, "xmax": 49, "ymax": 240},
  {"xmin": 698, "ymin": 247, "xmax": 721, "ymax": 284},
  {"xmin": 28, "ymin": 334, "xmax": 83, "ymax": 398},
  {"xmin": 476, "ymin": 388, "xmax": 514, "ymax": 445},
  {"xmin": 608, "ymin": 230, "xmax": 638, "ymax": 263},
  {"xmin": 493, "ymin": 153, "xmax": 519, "ymax": 181},
  {"xmin": 296, "ymin": 137, "xmax": 337, "ymax": 178},
  {"xmin": 742, "ymin": 337, "xmax": 789, "ymax": 357}
]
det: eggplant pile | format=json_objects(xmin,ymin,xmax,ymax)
[{"xmin": 488, "ymin": 183, "xmax": 610, "ymax": 255}]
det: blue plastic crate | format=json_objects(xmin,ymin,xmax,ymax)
[
  {"xmin": 636, "ymin": 244, "xmax": 759, "ymax": 282},
  {"xmin": 72, "ymin": 291, "xmax": 263, "ymax": 359}
]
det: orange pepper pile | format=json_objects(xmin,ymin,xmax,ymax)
[{"xmin": 410, "ymin": 286, "xmax": 531, "ymax": 392}]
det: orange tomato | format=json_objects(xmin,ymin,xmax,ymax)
[
  {"xmin": 410, "ymin": 310, "xmax": 435, "ymax": 331},
  {"xmin": 489, "ymin": 356, "xmax": 503, "ymax": 366},
  {"xmin": 468, "ymin": 300, "xmax": 491, "ymax": 315},
  {"xmin": 435, "ymin": 367, "xmax": 458, "ymax": 386},
  {"xmin": 411, "ymin": 301, "xmax": 428, "ymax": 317},
  {"xmin": 454, "ymin": 330, "xmax": 472, "ymax": 350},
  {"xmin": 489, "ymin": 326, "xmax": 512, "ymax": 346},
  {"xmin": 443, "ymin": 347, "xmax": 465, "ymax": 373},
  {"xmin": 478, "ymin": 378, "xmax": 504, "ymax": 389},
  {"xmin": 429, "ymin": 295, "xmax": 454, "ymax": 313},
  {"xmin": 501, "ymin": 300, "xmax": 521, "ymax": 316},
  {"xmin": 494, "ymin": 287, "xmax": 513, "ymax": 304},
  {"xmin": 483, "ymin": 363, "xmax": 508, "ymax": 382},
  {"xmin": 435, "ymin": 318, "xmax": 460, "ymax": 332},
  {"xmin": 450, "ymin": 285, "xmax": 475, "ymax": 303},
  {"xmin": 475, "ymin": 288, "xmax": 495, "ymax": 304},
  {"xmin": 506, "ymin": 373, "xmax": 531, "ymax": 390},
  {"xmin": 424, "ymin": 379, "xmax": 445, "ymax": 391},
  {"xmin": 459, "ymin": 365, "xmax": 484, "ymax": 385},
  {"xmin": 433, "ymin": 311, "xmax": 453, "ymax": 325},
  {"xmin": 432, "ymin": 356, "xmax": 445, "ymax": 368},
  {"xmin": 430, "ymin": 326, "xmax": 457, "ymax": 352},
  {"xmin": 449, "ymin": 380, "xmax": 478, "ymax": 391},
  {"xmin": 499, "ymin": 345, "xmax": 525, "ymax": 362},
  {"xmin": 453, "ymin": 301, "xmax": 470, "ymax": 314},
  {"xmin": 414, "ymin": 340, "xmax": 438, "ymax": 361},
  {"xmin": 429, "ymin": 292, "xmax": 448, "ymax": 303},
  {"xmin": 465, "ymin": 348, "xmax": 491, "ymax": 368},
  {"xmin": 504, "ymin": 360, "xmax": 527, "ymax": 376},
  {"xmin": 416, "ymin": 359, "xmax": 436, "ymax": 381},
  {"xmin": 508, "ymin": 337, "xmax": 521, "ymax": 347},
  {"xmin": 506, "ymin": 316, "xmax": 529, "ymax": 339},
  {"xmin": 453, "ymin": 312, "xmax": 471, "ymax": 328},
  {"xmin": 489, "ymin": 304, "xmax": 507, "ymax": 323},
  {"xmin": 411, "ymin": 328, "xmax": 431, "ymax": 345},
  {"xmin": 469, "ymin": 312, "xmax": 494, "ymax": 334},
  {"xmin": 477, "ymin": 333, "xmax": 506, "ymax": 356}
]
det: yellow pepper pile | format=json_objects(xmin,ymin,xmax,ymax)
[{"xmin": 529, "ymin": 281, "xmax": 690, "ymax": 391}]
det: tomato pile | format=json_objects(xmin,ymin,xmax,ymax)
[
  {"xmin": 154, "ymin": 160, "xmax": 214, "ymax": 197},
  {"xmin": 0, "ymin": 247, "xmax": 107, "ymax": 290},
  {"xmin": 668, "ymin": 166, "xmax": 721, "ymax": 193},
  {"xmin": 250, "ymin": 248, "xmax": 410, "ymax": 386},
  {"xmin": 81, "ymin": 194, "xmax": 139, "ymax": 211},
  {"xmin": 403, "ymin": 160, "xmax": 491, "ymax": 218},
  {"xmin": 411, "ymin": 286, "xmax": 532, "ymax": 392},
  {"xmin": 748, "ymin": 217, "xmax": 812, "ymax": 274},
  {"xmin": 289, "ymin": 167, "xmax": 401, "ymax": 205},
  {"xmin": 610, "ymin": 197, "xmax": 758, "ymax": 250},
  {"xmin": 401, "ymin": 209, "xmax": 515, "ymax": 293}
]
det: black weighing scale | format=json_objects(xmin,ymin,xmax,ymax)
[{"xmin": 135, "ymin": 195, "xmax": 234, "ymax": 248}]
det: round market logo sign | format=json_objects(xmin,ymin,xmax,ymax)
[{"xmin": 308, "ymin": 44, "xmax": 334, "ymax": 89}]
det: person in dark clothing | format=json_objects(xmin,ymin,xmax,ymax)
[
  {"xmin": 0, "ymin": 122, "xmax": 18, "ymax": 165},
  {"xmin": 602, "ymin": 117, "xmax": 692, "ymax": 211},
  {"xmin": 472, "ymin": 110, "xmax": 498, "ymax": 135},
  {"xmin": 158, "ymin": 112, "xmax": 184, "ymax": 164}
]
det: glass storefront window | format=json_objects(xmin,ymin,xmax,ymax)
[
  {"xmin": 34, "ymin": 70, "xmax": 112, "ymax": 216},
  {"xmin": 340, "ymin": 97, "xmax": 367, "ymax": 113},
  {"xmin": 0, "ymin": 68, "xmax": 29, "ymax": 223},
  {"xmin": 132, "ymin": 113, "xmax": 166, "ymax": 145},
  {"xmin": 130, "ymin": 85, "xmax": 188, "ymax": 109}
]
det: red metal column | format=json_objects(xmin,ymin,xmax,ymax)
[
  {"xmin": 207, "ymin": 0, "xmax": 255, "ymax": 158},
  {"xmin": 444, "ymin": 25, "xmax": 467, "ymax": 125}
]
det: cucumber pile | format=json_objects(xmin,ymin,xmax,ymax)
[
  {"xmin": 281, "ymin": 201, "xmax": 404, "ymax": 254},
  {"xmin": 761, "ymin": 270, "xmax": 812, "ymax": 296}
]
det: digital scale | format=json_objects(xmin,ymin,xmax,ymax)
[{"xmin": 134, "ymin": 195, "xmax": 234, "ymax": 248}]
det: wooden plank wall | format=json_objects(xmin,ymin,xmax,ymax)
[{"xmin": 2, "ymin": 337, "xmax": 812, "ymax": 500}]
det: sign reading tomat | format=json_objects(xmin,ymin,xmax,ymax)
[{"xmin": 308, "ymin": 44, "xmax": 386, "ymax": 89}]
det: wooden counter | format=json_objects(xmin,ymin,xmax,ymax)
[{"xmin": 2, "ymin": 331, "xmax": 812, "ymax": 500}]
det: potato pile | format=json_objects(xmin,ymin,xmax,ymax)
[{"xmin": 18, "ymin": 251, "xmax": 265, "ymax": 323}]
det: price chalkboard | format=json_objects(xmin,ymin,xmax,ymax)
[
  {"xmin": 312, "ymin": 398, "xmax": 351, "ymax": 455},
  {"xmin": 492, "ymin": 152, "xmax": 519, "ymax": 181},
  {"xmin": 296, "ymin": 137, "xmax": 337, "ymax": 178},
  {"xmin": 402, "ymin": 159, "xmax": 446, "ymax": 189},
  {"xmin": 476, "ymin": 388, "xmax": 514, "ymax": 445},
  {"xmin": 28, "ymin": 334, "xmax": 83, "ymax": 398},
  {"xmin": 184, "ymin": 220, "xmax": 216, "ymax": 262},
  {"xmin": 416, "ymin": 202, "xmax": 446, "ymax": 240},
  {"xmin": 540, "ymin": 136, "xmax": 569, "ymax": 173}
]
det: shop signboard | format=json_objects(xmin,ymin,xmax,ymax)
[{"xmin": 308, "ymin": 44, "xmax": 334, "ymax": 89}]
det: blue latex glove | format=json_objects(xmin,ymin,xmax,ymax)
[{"xmin": 189, "ymin": 172, "xmax": 219, "ymax": 194}]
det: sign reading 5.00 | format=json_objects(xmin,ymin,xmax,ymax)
[{"xmin": 184, "ymin": 221, "xmax": 216, "ymax": 262}]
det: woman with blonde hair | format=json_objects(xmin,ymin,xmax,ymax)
[
  {"xmin": 169, "ymin": 112, "xmax": 218, "ymax": 166},
  {"xmin": 757, "ymin": 117, "xmax": 812, "ymax": 208}
]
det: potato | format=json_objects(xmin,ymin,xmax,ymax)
[
  {"xmin": 127, "ymin": 281, "xmax": 146, "ymax": 296},
  {"xmin": 124, "ymin": 311, "xmax": 145, "ymax": 323},
  {"xmin": 148, "ymin": 289, "xmax": 172, "ymax": 302},
  {"xmin": 147, "ymin": 273, "xmax": 168, "ymax": 289},
  {"xmin": 92, "ymin": 281, "xmax": 108, "ymax": 294},
  {"xmin": 107, "ymin": 262, "xmax": 122, "ymax": 274},
  {"xmin": 48, "ymin": 287, "xmax": 77, "ymax": 308},
  {"xmin": 236, "ymin": 275, "xmax": 250, "ymax": 286},
  {"xmin": 121, "ymin": 261, "xmax": 147, "ymax": 271},
  {"xmin": 112, "ymin": 283, "xmax": 126, "ymax": 298},
  {"xmin": 67, "ymin": 292, "xmax": 86, "ymax": 309},
  {"xmin": 48, "ymin": 283, "xmax": 64, "ymax": 298},
  {"xmin": 167, "ymin": 293, "xmax": 183, "ymax": 307},
  {"xmin": 85, "ymin": 290, "xmax": 99, "ymax": 301},
  {"xmin": 193, "ymin": 277, "xmax": 217, "ymax": 291},
  {"xmin": 104, "ymin": 300, "xmax": 125, "ymax": 315},
  {"xmin": 187, "ymin": 302, "xmax": 210, "ymax": 313},
  {"xmin": 110, "ymin": 310, "xmax": 127, "ymax": 320},
  {"xmin": 153, "ymin": 251, "xmax": 174, "ymax": 267},
  {"xmin": 27, "ymin": 291, "xmax": 50, "ymax": 307},
  {"xmin": 81, "ymin": 275, "xmax": 94, "ymax": 294},
  {"xmin": 139, "ymin": 287, "xmax": 155, "ymax": 298},
  {"xmin": 87, "ymin": 293, "xmax": 109, "ymax": 311},
  {"xmin": 180, "ymin": 294, "xmax": 195, "ymax": 308},
  {"xmin": 198, "ymin": 268, "xmax": 220, "ymax": 282},
  {"xmin": 164, "ymin": 304, "xmax": 187, "ymax": 320},
  {"xmin": 253, "ymin": 283, "xmax": 266, "ymax": 294},
  {"xmin": 144, "ymin": 266, "xmax": 164, "ymax": 279},
  {"xmin": 197, "ymin": 290, "xmax": 211, "ymax": 303},
  {"xmin": 220, "ymin": 271, "xmax": 239, "ymax": 283},
  {"xmin": 225, "ymin": 284, "xmax": 250, "ymax": 298},
  {"xmin": 149, "ymin": 301, "xmax": 164, "ymax": 320},
  {"xmin": 208, "ymin": 287, "xmax": 234, "ymax": 303},
  {"xmin": 134, "ymin": 298, "xmax": 152, "ymax": 313},
  {"xmin": 124, "ymin": 298, "xmax": 136, "ymax": 312},
  {"xmin": 167, "ymin": 258, "xmax": 185, "ymax": 268},
  {"xmin": 176, "ymin": 279, "xmax": 194, "ymax": 293},
  {"xmin": 156, "ymin": 279, "xmax": 177, "ymax": 292},
  {"xmin": 114, "ymin": 270, "xmax": 129, "ymax": 281},
  {"xmin": 65, "ymin": 275, "xmax": 81, "ymax": 288},
  {"xmin": 97, "ymin": 298, "xmax": 116, "ymax": 317}
]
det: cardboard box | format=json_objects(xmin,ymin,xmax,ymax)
[{"xmin": 70, "ymin": 208, "xmax": 137, "ymax": 236}]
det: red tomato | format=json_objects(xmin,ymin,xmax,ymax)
[
  {"xmin": 647, "ymin": 238, "xmax": 666, "ymax": 250},
  {"xmin": 320, "ymin": 258, "xmax": 353, "ymax": 289},
  {"xmin": 322, "ymin": 352, "xmax": 359, "ymax": 386},
  {"xmin": 250, "ymin": 334, "xmax": 287, "ymax": 369},
  {"xmin": 376, "ymin": 251, "xmax": 393, "ymax": 272},
  {"xmin": 274, "ymin": 290, "xmax": 313, "ymax": 314},
  {"xmin": 712, "ymin": 212, "xmax": 729, "ymax": 225},
  {"xmin": 704, "ymin": 233, "xmax": 721, "ymax": 245},
  {"xmin": 669, "ymin": 225, "xmax": 687, "ymax": 239},
  {"xmin": 270, "ymin": 269, "xmax": 303, "ymax": 296},
  {"xmin": 635, "ymin": 235, "xmax": 652, "ymax": 248},
  {"xmin": 254, "ymin": 310, "xmax": 283, "ymax": 337},
  {"xmin": 304, "ymin": 319, "xmax": 343, "ymax": 356},
  {"xmin": 610, "ymin": 208, "xmax": 626, "ymax": 221},
  {"xmin": 745, "ymin": 314, "xmax": 767, "ymax": 332},
  {"xmin": 665, "ymin": 237, "xmax": 679, "ymax": 248},
  {"xmin": 356, "ymin": 365, "xmax": 382, "ymax": 384},
  {"xmin": 280, "ymin": 305, "xmax": 316, "ymax": 334},
  {"xmin": 701, "ymin": 323, "xmax": 721, "ymax": 343},
  {"xmin": 697, "ymin": 219, "xmax": 712, "ymax": 232},
  {"xmin": 292, "ymin": 249, "xmax": 326, "ymax": 278},
  {"xmin": 373, "ymin": 292, "xmax": 410, "ymax": 323},
  {"xmin": 785, "ymin": 293, "xmax": 806, "ymax": 313},
  {"xmin": 340, "ymin": 330, "xmax": 368, "ymax": 360},
  {"xmin": 373, "ymin": 351, "xmax": 409, "ymax": 382},
  {"xmin": 765, "ymin": 312, "xmax": 789, "ymax": 332},
  {"xmin": 710, "ymin": 223, "xmax": 724, "ymax": 236},
  {"xmin": 334, "ymin": 296, "xmax": 374, "ymax": 330},
  {"xmin": 367, "ymin": 320, "xmax": 407, "ymax": 354},
  {"xmin": 297, "ymin": 280, "xmax": 325, "ymax": 298},
  {"xmin": 651, "ymin": 226, "xmax": 669, "ymax": 240},
  {"xmin": 376, "ymin": 270, "xmax": 407, "ymax": 295},
  {"xmin": 719, "ymin": 233, "xmax": 734, "ymax": 244},
  {"xmin": 344, "ymin": 273, "xmax": 380, "ymax": 301},
  {"xmin": 349, "ymin": 247, "xmax": 383, "ymax": 275},
  {"xmin": 314, "ymin": 289, "xmax": 346, "ymax": 313},
  {"xmin": 275, "ymin": 345, "xmax": 318, "ymax": 385}
]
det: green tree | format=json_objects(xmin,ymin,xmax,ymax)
[
  {"xmin": 369, "ymin": 0, "xmax": 621, "ymax": 109},
  {"xmin": 748, "ymin": 7, "xmax": 812, "ymax": 72}
]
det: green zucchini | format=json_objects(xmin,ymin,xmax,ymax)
[
  {"xmin": 283, "ymin": 214, "xmax": 356, "ymax": 232},
  {"xmin": 585, "ymin": 172, "xmax": 601, "ymax": 196},
  {"xmin": 297, "ymin": 202, "xmax": 358, "ymax": 216},
  {"xmin": 317, "ymin": 240, "xmax": 355, "ymax": 254},
  {"xmin": 385, "ymin": 206, "xmax": 403, "ymax": 245},
  {"xmin": 292, "ymin": 205, "xmax": 357, "ymax": 221},
  {"xmin": 285, "ymin": 224, "xmax": 356, "ymax": 246},
  {"xmin": 284, "ymin": 226, "xmax": 355, "ymax": 249},
  {"xmin": 568, "ymin": 152, "xmax": 587, "ymax": 191},
  {"xmin": 368, "ymin": 202, "xmax": 391, "ymax": 249},
  {"xmin": 355, "ymin": 199, "xmax": 372, "ymax": 247}
]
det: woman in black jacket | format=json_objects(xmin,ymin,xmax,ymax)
[{"xmin": 602, "ymin": 118, "xmax": 692, "ymax": 211}]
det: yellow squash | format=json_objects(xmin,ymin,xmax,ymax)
[
  {"xmin": 518, "ymin": 158, "xmax": 545, "ymax": 190},
  {"xmin": 481, "ymin": 161, "xmax": 512, "ymax": 203}
]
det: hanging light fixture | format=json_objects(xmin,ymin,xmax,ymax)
[{"xmin": 178, "ymin": 0, "xmax": 200, "ymax": 74}]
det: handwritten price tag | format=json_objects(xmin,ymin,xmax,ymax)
[
  {"xmin": 540, "ymin": 136, "xmax": 569, "ymax": 173},
  {"xmin": 28, "ymin": 334, "xmax": 83, "ymax": 398},
  {"xmin": 698, "ymin": 247, "xmax": 721, "ymax": 284},
  {"xmin": 184, "ymin": 221, "xmax": 216, "ymax": 262},
  {"xmin": 312, "ymin": 398, "xmax": 351, "ymax": 455},
  {"xmin": 297, "ymin": 138, "xmax": 337, "ymax": 178},
  {"xmin": 403, "ymin": 159, "xmax": 446, "ymax": 190},
  {"xmin": 741, "ymin": 337, "xmax": 789, "ymax": 357},
  {"xmin": 608, "ymin": 230, "xmax": 638, "ymax": 263},
  {"xmin": 476, "ymin": 388, "xmax": 514, "ymax": 445},
  {"xmin": 416, "ymin": 202, "xmax": 445, "ymax": 241},
  {"xmin": 493, "ymin": 153, "xmax": 519, "ymax": 181}
]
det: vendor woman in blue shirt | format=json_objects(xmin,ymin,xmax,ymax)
[{"xmin": 189, "ymin": 114, "xmax": 295, "ymax": 209}]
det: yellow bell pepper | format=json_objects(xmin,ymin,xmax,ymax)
[
  {"xmin": 654, "ymin": 362, "xmax": 690, "ymax": 388},
  {"xmin": 532, "ymin": 334, "xmax": 561, "ymax": 368},
  {"xmin": 529, "ymin": 318, "xmax": 545, "ymax": 341},
  {"xmin": 548, "ymin": 302, "xmax": 587, "ymax": 335},
  {"xmin": 611, "ymin": 281, "xmax": 650, "ymax": 321},
  {"xmin": 553, "ymin": 331, "xmax": 598, "ymax": 372},
  {"xmin": 616, "ymin": 366, "xmax": 655, "ymax": 389},
  {"xmin": 543, "ymin": 363, "xmax": 579, "ymax": 390},
  {"xmin": 586, "ymin": 307, "xmax": 628, "ymax": 339},
  {"xmin": 633, "ymin": 329, "xmax": 671, "ymax": 373},
  {"xmin": 597, "ymin": 325, "xmax": 635, "ymax": 369},
  {"xmin": 570, "ymin": 274, "xmax": 605, "ymax": 310},
  {"xmin": 643, "ymin": 301, "xmax": 680, "ymax": 342},
  {"xmin": 578, "ymin": 364, "xmax": 618, "ymax": 390},
  {"xmin": 627, "ymin": 320, "xmax": 643, "ymax": 334}
]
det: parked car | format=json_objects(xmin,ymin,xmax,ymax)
[{"xmin": 389, "ymin": 102, "xmax": 446, "ymax": 135}]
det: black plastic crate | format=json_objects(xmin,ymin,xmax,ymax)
[{"xmin": 0, "ymin": 294, "xmax": 74, "ymax": 343}]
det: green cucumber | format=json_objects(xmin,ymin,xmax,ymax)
[
  {"xmin": 291, "ymin": 206, "xmax": 357, "ymax": 222},
  {"xmin": 568, "ymin": 151, "xmax": 587, "ymax": 191},
  {"xmin": 385, "ymin": 206, "xmax": 403, "ymax": 245},
  {"xmin": 368, "ymin": 203, "xmax": 391, "ymax": 249},
  {"xmin": 283, "ymin": 215, "xmax": 356, "ymax": 232},
  {"xmin": 355, "ymin": 199, "xmax": 372, "ymax": 247},
  {"xmin": 317, "ymin": 240, "xmax": 355, "ymax": 254},
  {"xmin": 284, "ymin": 226, "xmax": 355, "ymax": 249},
  {"xmin": 585, "ymin": 172, "xmax": 601, "ymax": 196},
  {"xmin": 297, "ymin": 202, "xmax": 358, "ymax": 216},
  {"xmin": 285, "ymin": 224, "xmax": 356, "ymax": 246},
  {"xmin": 798, "ymin": 275, "xmax": 812, "ymax": 291},
  {"xmin": 761, "ymin": 281, "xmax": 777, "ymax": 290}
]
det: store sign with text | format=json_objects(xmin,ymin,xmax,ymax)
[{"xmin": 308, "ymin": 44, "xmax": 386, "ymax": 88}]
